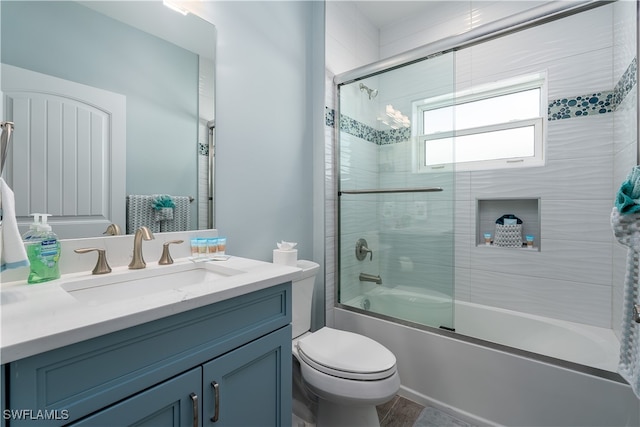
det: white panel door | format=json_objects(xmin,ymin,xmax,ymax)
[{"xmin": 2, "ymin": 64, "xmax": 126, "ymax": 238}]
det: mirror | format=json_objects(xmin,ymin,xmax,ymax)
[{"xmin": 1, "ymin": 1, "xmax": 215, "ymax": 238}]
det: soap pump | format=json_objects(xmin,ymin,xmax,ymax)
[
  {"xmin": 25, "ymin": 213, "xmax": 61, "ymax": 284},
  {"xmin": 22, "ymin": 213, "xmax": 43, "ymax": 242}
]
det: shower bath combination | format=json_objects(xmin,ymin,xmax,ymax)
[{"xmin": 333, "ymin": 4, "xmax": 636, "ymax": 424}]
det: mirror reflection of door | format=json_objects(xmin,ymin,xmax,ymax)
[{"xmin": 3, "ymin": 64, "xmax": 126, "ymax": 238}]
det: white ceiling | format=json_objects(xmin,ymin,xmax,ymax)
[{"xmin": 352, "ymin": 1, "xmax": 444, "ymax": 29}]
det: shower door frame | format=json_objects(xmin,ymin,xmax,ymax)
[{"xmin": 332, "ymin": 0, "xmax": 626, "ymax": 382}]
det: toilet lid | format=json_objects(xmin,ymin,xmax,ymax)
[{"xmin": 296, "ymin": 327, "xmax": 397, "ymax": 381}]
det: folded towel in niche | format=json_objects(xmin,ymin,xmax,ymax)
[{"xmin": 616, "ymin": 166, "xmax": 640, "ymax": 215}]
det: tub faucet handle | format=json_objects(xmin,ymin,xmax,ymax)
[{"xmin": 356, "ymin": 238, "xmax": 373, "ymax": 261}]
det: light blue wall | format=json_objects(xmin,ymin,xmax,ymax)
[
  {"xmin": 201, "ymin": 1, "xmax": 325, "ymax": 326},
  {"xmin": 203, "ymin": 2, "xmax": 321, "ymax": 260}
]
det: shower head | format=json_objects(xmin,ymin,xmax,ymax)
[{"xmin": 359, "ymin": 83, "xmax": 378, "ymax": 100}]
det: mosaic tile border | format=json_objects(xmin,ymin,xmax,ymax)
[
  {"xmin": 548, "ymin": 57, "xmax": 635, "ymax": 120},
  {"xmin": 614, "ymin": 56, "xmax": 637, "ymax": 107},
  {"xmin": 329, "ymin": 57, "xmax": 637, "ymax": 143},
  {"xmin": 547, "ymin": 91, "xmax": 614, "ymax": 120}
]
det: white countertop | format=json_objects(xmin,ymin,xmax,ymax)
[{"xmin": 0, "ymin": 256, "xmax": 301, "ymax": 364}]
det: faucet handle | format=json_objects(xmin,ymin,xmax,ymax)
[
  {"xmin": 159, "ymin": 240, "xmax": 184, "ymax": 265},
  {"xmin": 356, "ymin": 238, "xmax": 373, "ymax": 261},
  {"xmin": 74, "ymin": 248, "xmax": 112, "ymax": 275},
  {"xmin": 103, "ymin": 223, "xmax": 122, "ymax": 236}
]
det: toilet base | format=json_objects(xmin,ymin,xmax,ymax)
[{"xmin": 316, "ymin": 400, "xmax": 380, "ymax": 427}]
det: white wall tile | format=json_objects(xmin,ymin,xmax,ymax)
[
  {"xmin": 470, "ymin": 1, "xmax": 544, "ymax": 29},
  {"xmin": 471, "ymin": 154, "xmax": 613, "ymax": 201},
  {"xmin": 468, "ymin": 268, "xmax": 612, "ymax": 327},
  {"xmin": 546, "ymin": 114, "xmax": 614, "ymax": 161},
  {"xmin": 613, "ymin": 0, "xmax": 637, "ymax": 80},
  {"xmin": 327, "ymin": 0, "xmax": 631, "ymax": 331}
]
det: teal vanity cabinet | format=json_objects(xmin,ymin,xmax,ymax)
[{"xmin": 5, "ymin": 283, "xmax": 292, "ymax": 426}]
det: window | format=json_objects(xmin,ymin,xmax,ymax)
[{"xmin": 415, "ymin": 73, "xmax": 546, "ymax": 172}]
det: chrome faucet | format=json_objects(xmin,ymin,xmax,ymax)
[
  {"xmin": 359, "ymin": 272, "xmax": 382, "ymax": 285},
  {"xmin": 128, "ymin": 226, "xmax": 155, "ymax": 269}
]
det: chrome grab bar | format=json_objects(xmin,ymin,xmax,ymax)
[{"xmin": 339, "ymin": 187, "xmax": 442, "ymax": 195}]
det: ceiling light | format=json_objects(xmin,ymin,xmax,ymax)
[{"xmin": 163, "ymin": 1, "xmax": 189, "ymax": 16}]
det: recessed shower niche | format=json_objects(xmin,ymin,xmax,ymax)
[{"xmin": 476, "ymin": 198, "xmax": 541, "ymax": 251}]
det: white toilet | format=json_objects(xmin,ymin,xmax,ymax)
[{"xmin": 291, "ymin": 260, "xmax": 400, "ymax": 427}]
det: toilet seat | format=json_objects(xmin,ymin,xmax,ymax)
[{"xmin": 296, "ymin": 327, "xmax": 397, "ymax": 381}]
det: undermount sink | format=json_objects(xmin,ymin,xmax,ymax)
[{"xmin": 61, "ymin": 262, "xmax": 246, "ymax": 305}]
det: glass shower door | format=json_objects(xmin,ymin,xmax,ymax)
[{"xmin": 337, "ymin": 52, "xmax": 456, "ymax": 330}]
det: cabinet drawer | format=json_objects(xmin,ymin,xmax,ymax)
[
  {"xmin": 8, "ymin": 283, "xmax": 290, "ymax": 426},
  {"xmin": 69, "ymin": 368, "xmax": 202, "ymax": 427}
]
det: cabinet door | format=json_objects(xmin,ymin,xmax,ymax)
[
  {"xmin": 203, "ymin": 326, "xmax": 292, "ymax": 427},
  {"xmin": 70, "ymin": 368, "xmax": 202, "ymax": 427}
]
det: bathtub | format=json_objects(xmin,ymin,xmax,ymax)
[
  {"xmin": 339, "ymin": 287, "xmax": 638, "ymax": 426},
  {"xmin": 352, "ymin": 285, "xmax": 619, "ymax": 372}
]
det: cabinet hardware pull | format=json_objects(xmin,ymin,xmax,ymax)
[
  {"xmin": 190, "ymin": 392, "xmax": 199, "ymax": 427},
  {"xmin": 211, "ymin": 381, "xmax": 220, "ymax": 422}
]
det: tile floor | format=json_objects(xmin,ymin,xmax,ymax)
[
  {"xmin": 293, "ymin": 395, "xmax": 474, "ymax": 427},
  {"xmin": 377, "ymin": 396, "xmax": 475, "ymax": 427},
  {"xmin": 377, "ymin": 395, "xmax": 425, "ymax": 426}
]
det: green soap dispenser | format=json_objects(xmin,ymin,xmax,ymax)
[{"xmin": 25, "ymin": 214, "xmax": 61, "ymax": 284}]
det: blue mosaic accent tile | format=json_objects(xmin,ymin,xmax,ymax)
[
  {"xmin": 326, "ymin": 57, "xmax": 637, "ymax": 137},
  {"xmin": 549, "ymin": 57, "xmax": 636, "ymax": 121},
  {"xmin": 379, "ymin": 127, "xmax": 411, "ymax": 145},
  {"xmin": 548, "ymin": 91, "xmax": 614, "ymax": 120},
  {"xmin": 339, "ymin": 113, "xmax": 380, "ymax": 144},
  {"xmin": 323, "ymin": 108, "xmax": 412, "ymax": 145},
  {"xmin": 614, "ymin": 56, "xmax": 637, "ymax": 107},
  {"xmin": 325, "ymin": 106, "xmax": 335, "ymax": 128}
]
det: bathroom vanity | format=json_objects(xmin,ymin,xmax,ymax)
[{"xmin": 0, "ymin": 256, "xmax": 299, "ymax": 426}]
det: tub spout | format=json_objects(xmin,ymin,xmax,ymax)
[{"xmin": 359, "ymin": 272, "xmax": 382, "ymax": 285}]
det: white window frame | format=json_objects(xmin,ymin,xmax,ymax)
[{"xmin": 413, "ymin": 73, "xmax": 547, "ymax": 173}]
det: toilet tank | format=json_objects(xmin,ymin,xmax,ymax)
[{"xmin": 292, "ymin": 260, "xmax": 320, "ymax": 339}]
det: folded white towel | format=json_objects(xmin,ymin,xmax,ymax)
[
  {"xmin": 0, "ymin": 178, "xmax": 29, "ymax": 271},
  {"xmin": 611, "ymin": 207, "xmax": 640, "ymax": 399}
]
